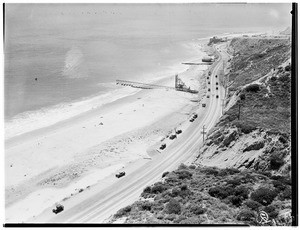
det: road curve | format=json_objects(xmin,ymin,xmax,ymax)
[{"xmin": 31, "ymin": 45, "xmax": 227, "ymax": 223}]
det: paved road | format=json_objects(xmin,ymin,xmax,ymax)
[{"xmin": 32, "ymin": 45, "xmax": 227, "ymax": 223}]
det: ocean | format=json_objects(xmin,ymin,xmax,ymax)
[{"xmin": 5, "ymin": 4, "xmax": 280, "ymax": 138}]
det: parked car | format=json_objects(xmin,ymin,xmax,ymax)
[
  {"xmin": 215, "ymin": 75, "xmax": 218, "ymax": 78},
  {"xmin": 208, "ymin": 81, "xmax": 210, "ymax": 84},
  {"xmin": 216, "ymin": 82, "xmax": 218, "ymax": 85},
  {"xmin": 202, "ymin": 104, "xmax": 206, "ymax": 107},
  {"xmin": 52, "ymin": 204, "xmax": 64, "ymax": 214},
  {"xmin": 207, "ymin": 95, "xmax": 210, "ymax": 98},
  {"xmin": 116, "ymin": 171, "xmax": 126, "ymax": 178},
  {"xmin": 193, "ymin": 114, "xmax": 198, "ymax": 119},
  {"xmin": 208, "ymin": 88, "xmax": 211, "ymax": 92},
  {"xmin": 216, "ymin": 95, "xmax": 219, "ymax": 98},
  {"xmin": 216, "ymin": 87, "xmax": 218, "ymax": 90}
]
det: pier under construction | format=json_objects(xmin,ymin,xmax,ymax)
[{"xmin": 116, "ymin": 74, "xmax": 198, "ymax": 94}]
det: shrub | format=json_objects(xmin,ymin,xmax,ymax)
[
  {"xmin": 285, "ymin": 65, "xmax": 291, "ymax": 72},
  {"xmin": 272, "ymin": 180, "xmax": 287, "ymax": 191},
  {"xmin": 140, "ymin": 202, "xmax": 152, "ymax": 211},
  {"xmin": 151, "ymin": 183, "xmax": 168, "ymax": 194},
  {"xmin": 232, "ymin": 121, "xmax": 257, "ymax": 134},
  {"xmin": 171, "ymin": 188, "xmax": 180, "ymax": 197},
  {"xmin": 269, "ymin": 154, "xmax": 285, "ymax": 170},
  {"xmin": 235, "ymin": 186, "xmax": 250, "ymax": 200},
  {"xmin": 189, "ymin": 165, "xmax": 196, "ymax": 170},
  {"xmin": 143, "ymin": 186, "xmax": 151, "ymax": 193},
  {"xmin": 166, "ymin": 198, "xmax": 181, "ymax": 214},
  {"xmin": 180, "ymin": 184, "xmax": 188, "ymax": 191},
  {"xmin": 176, "ymin": 170, "xmax": 193, "ymax": 180},
  {"xmin": 219, "ymin": 168, "xmax": 240, "ymax": 176},
  {"xmin": 191, "ymin": 205, "xmax": 207, "ymax": 215},
  {"xmin": 230, "ymin": 195, "xmax": 244, "ymax": 207},
  {"xmin": 226, "ymin": 178, "xmax": 241, "ymax": 186},
  {"xmin": 162, "ymin": 171, "xmax": 169, "ymax": 178},
  {"xmin": 201, "ymin": 167, "xmax": 219, "ymax": 176},
  {"xmin": 208, "ymin": 186, "xmax": 235, "ymax": 199},
  {"xmin": 237, "ymin": 209, "xmax": 256, "ymax": 222},
  {"xmin": 165, "ymin": 214, "xmax": 177, "ymax": 221},
  {"xmin": 178, "ymin": 163, "xmax": 188, "ymax": 170},
  {"xmin": 240, "ymin": 93, "xmax": 246, "ymax": 100},
  {"xmin": 239, "ymin": 173, "xmax": 256, "ymax": 183},
  {"xmin": 245, "ymin": 84, "xmax": 260, "ymax": 93},
  {"xmin": 279, "ymin": 186, "xmax": 292, "ymax": 200},
  {"xmin": 244, "ymin": 200, "xmax": 262, "ymax": 211},
  {"xmin": 251, "ymin": 187, "xmax": 278, "ymax": 206},
  {"xmin": 263, "ymin": 205, "xmax": 279, "ymax": 219},
  {"xmin": 278, "ymin": 135, "xmax": 288, "ymax": 144},
  {"xmin": 115, "ymin": 205, "xmax": 132, "ymax": 218}
]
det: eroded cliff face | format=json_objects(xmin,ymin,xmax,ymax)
[{"xmin": 195, "ymin": 37, "xmax": 291, "ymax": 177}]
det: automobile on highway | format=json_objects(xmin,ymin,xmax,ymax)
[
  {"xmin": 52, "ymin": 204, "xmax": 64, "ymax": 214},
  {"xmin": 116, "ymin": 171, "xmax": 126, "ymax": 178}
]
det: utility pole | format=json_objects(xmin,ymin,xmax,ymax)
[
  {"xmin": 201, "ymin": 125, "xmax": 207, "ymax": 143},
  {"xmin": 221, "ymin": 99, "xmax": 226, "ymax": 115}
]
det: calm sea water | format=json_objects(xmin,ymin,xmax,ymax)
[{"xmin": 5, "ymin": 4, "xmax": 284, "ymax": 125}]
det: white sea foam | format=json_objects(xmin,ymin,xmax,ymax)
[{"xmin": 5, "ymin": 87, "xmax": 140, "ymax": 140}]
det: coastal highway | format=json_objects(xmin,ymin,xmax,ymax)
[{"xmin": 32, "ymin": 44, "xmax": 228, "ymax": 223}]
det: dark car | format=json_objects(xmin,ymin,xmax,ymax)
[
  {"xmin": 53, "ymin": 204, "xmax": 64, "ymax": 214},
  {"xmin": 207, "ymin": 95, "xmax": 210, "ymax": 98},
  {"xmin": 208, "ymin": 88, "xmax": 211, "ymax": 92},
  {"xmin": 169, "ymin": 134, "xmax": 177, "ymax": 140},
  {"xmin": 202, "ymin": 104, "xmax": 206, "ymax": 107},
  {"xmin": 116, "ymin": 171, "xmax": 126, "ymax": 178},
  {"xmin": 215, "ymin": 75, "xmax": 218, "ymax": 78},
  {"xmin": 207, "ymin": 77, "xmax": 209, "ymax": 79},
  {"xmin": 193, "ymin": 114, "xmax": 198, "ymax": 119},
  {"xmin": 160, "ymin": 143, "xmax": 166, "ymax": 150},
  {"xmin": 189, "ymin": 118, "xmax": 195, "ymax": 122},
  {"xmin": 216, "ymin": 87, "xmax": 218, "ymax": 90},
  {"xmin": 208, "ymin": 81, "xmax": 210, "ymax": 84},
  {"xmin": 216, "ymin": 95, "xmax": 219, "ymax": 98},
  {"xmin": 216, "ymin": 82, "xmax": 219, "ymax": 85},
  {"xmin": 176, "ymin": 130, "xmax": 182, "ymax": 134}
]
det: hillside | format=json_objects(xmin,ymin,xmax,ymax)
[
  {"xmin": 110, "ymin": 37, "xmax": 292, "ymax": 225},
  {"xmin": 109, "ymin": 164, "xmax": 291, "ymax": 225}
]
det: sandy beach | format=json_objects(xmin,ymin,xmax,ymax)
[{"xmin": 5, "ymin": 44, "xmax": 209, "ymax": 222}]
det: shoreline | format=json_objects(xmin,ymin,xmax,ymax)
[
  {"xmin": 5, "ymin": 44, "xmax": 209, "ymax": 222},
  {"xmin": 5, "ymin": 40, "xmax": 203, "ymax": 141}
]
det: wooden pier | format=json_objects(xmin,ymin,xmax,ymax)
[{"xmin": 116, "ymin": 78, "xmax": 198, "ymax": 94}]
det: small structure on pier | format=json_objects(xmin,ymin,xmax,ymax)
[{"xmin": 116, "ymin": 75, "xmax": 198, "ymax": 94}]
